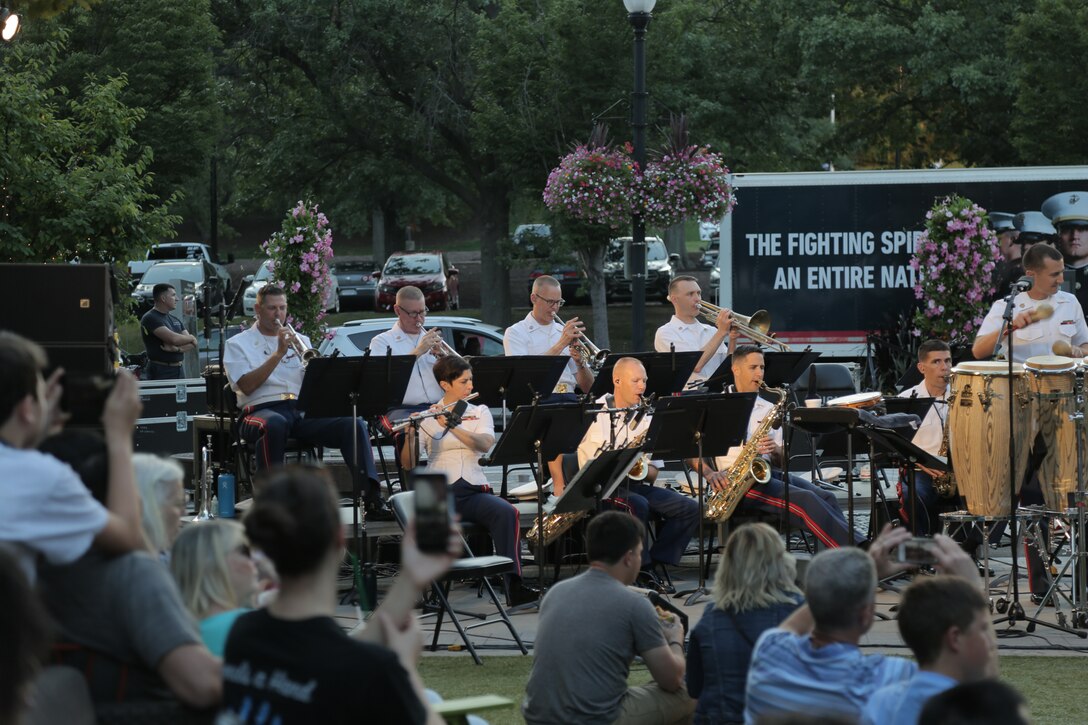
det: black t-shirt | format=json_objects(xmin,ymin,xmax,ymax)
[
  {"xmin": 140, "ymin": 308, "xmax": 185, "ymax": 363},
  {"xmin": 220, "ymin": 609, "xmax": 427, "ymax": 725}
]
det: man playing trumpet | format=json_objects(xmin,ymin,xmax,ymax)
[
  {"xmin": 504, "ymin": 275, "xmax": 596, "ymax": 492},
  {"xmin": 972, "ymin": 243, "xmax": 1088, "ymax": 361},
  {"xmin": 654, "ymin": 275, "xmax": 732, "ymax": 389},
  {"xmin": 224, "ymin": 284, "xmax": 390, "ymax": 519}
]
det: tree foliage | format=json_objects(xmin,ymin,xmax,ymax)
[{"xmin": 0, "ymin": 35, "xmax": 178, "ymax": 263}]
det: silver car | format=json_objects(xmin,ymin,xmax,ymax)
[
  {"xmin": 243, "ymin": 259, "xmax": 339, "ymax": 317},
  {"xmin": 319, "ymin": 316, "xmax": 505, "ymax": 358}
]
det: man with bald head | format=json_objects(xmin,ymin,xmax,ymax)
[
  {"xmin": 506, "ymin": 275, "xmax": 596, "ymax": 491},
  {"xmin": 577, "ymin": 357, "xmax": 699, "ymax": 576}
]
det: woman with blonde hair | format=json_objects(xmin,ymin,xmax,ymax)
[
  {"xmin": 686, "ymin": 522, "xmax": 804, "ymax": 724},
  {"xmin": 132, "ymin": 453, "xmax": 187, "ymax": 560},
  {"xmin": 170, "ymin": 519, "xmax": 259, "ymax": 656}
]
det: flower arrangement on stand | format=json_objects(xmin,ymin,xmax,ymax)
[
  {"xmin": 640, "ymin": 145, "xmax": 736, "ymax": 229},
  {"xmin": 910, "ymin": 194, "xmax": 999, "ymax": 344},
  {"xmin": 261, "ymin": 200, "xmax": 335, "ymax": 342},
  {"xmin": 542, "ymin": 143, "xmax": 637, "ymax": 230}
]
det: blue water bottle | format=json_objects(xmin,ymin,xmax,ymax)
[{"xmin": 217, "ymin": 472, "xmax": 236, "ymax": 518}]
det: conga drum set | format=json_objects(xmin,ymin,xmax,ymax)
[{"xmin": 941, "ymin": 356, "xmax": 1088, "ymax": 628}]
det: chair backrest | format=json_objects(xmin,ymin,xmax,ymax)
[
  {"xmin": 388, "ymin": 491, "xmax": 414, "ymax": 529},
  {"xmin": 794, "ymin": 363, "xmax": 856, "ymax": 399}
]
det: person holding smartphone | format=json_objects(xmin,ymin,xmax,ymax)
[{"xmin": 410, "ymin": 355, "xmax": 539, "ymax": 606}]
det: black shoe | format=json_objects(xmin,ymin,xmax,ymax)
[
  {"xmin": 507, "ymin": 580, "xmax": 540, "ymax": 607},
  {"xmin": 1031, "ymin": 594, "xmax": 1055, "ymax": 607},
  {"xmin": 365, "ymin": 501, "xmax": 395, "ymax": 522},
  {"xmin": 636, "ymin": 570, "xmax": 675, "ymax": 595},
  {"xmin": 977, "ymin": 562, "xmax": 995, "ymax": 578}
]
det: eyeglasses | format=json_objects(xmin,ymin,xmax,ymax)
[
  {"xmin": 533, "ymin": 293, "xmax": 565, "ymax": 308},
  {"xmin": 397, "ymin": 306, "xmax": 429, "ymax": 319}
]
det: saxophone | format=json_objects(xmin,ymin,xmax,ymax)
[
  {"xmin": 704, "ymin": 385, "xmax": 788, "ymax": 523},
  {"xmin": 931, "ymin": 413, "xmax": 958, "ymax": 498},
  {"xmin": 527, "ymin": 430, "xmax": 649, "ymax": 553}
]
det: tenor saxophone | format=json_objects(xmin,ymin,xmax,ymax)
[
  {"xmin": 527, "ymin": 430, "xmax": 649, "ymax": 552},
  {"xmin": 931, "ymin": 414, "xmax": 958, "ymax": 498},
  {"xmin": 704, "ymin": 385, "xmax": 788, "ymax": 523}
]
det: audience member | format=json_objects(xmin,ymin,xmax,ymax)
[
  {"xmin": 220, "ymin": 466, "xmax": 453, "ymax": 724},
  {"xmin": 133, "ymin": 454, "xmax": 187, "ymax": 560},
  {"xmin": 917, "ymin": 680, "xmax": 1030, "ymax": 725},
  {"xmin": 36, "ymin": 430, "xmax": 222, "ymax": 709},
  {"xmin": 171, "ymin": 520, "xmax": 260, "ymax": 657},
  {"xmin": 0, "ymin": 331, "xmax": 144, "ymax": 582},
  {"xmin": 744, "ymin": 526, "xmax": 978, "ymax": 723},
  {"xmin": 0, "ymin": 548, "xmax": 49, "ymax": 725},
  {"xmin": 687, "ymin": 523, "xmax": 803, "ymax": 724},
  {"xmin": 861, "ymin": 576, "xmax": 995, "ymax": 725},
  {"xmin": 523, "ymin": 511, "xmax": 694, "ymax": 725}
]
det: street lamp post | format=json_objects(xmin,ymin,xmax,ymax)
[{"xmin": 624, "ymin": 0, "xmax": 654, "ymax": 351}]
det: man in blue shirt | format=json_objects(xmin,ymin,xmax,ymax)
[
  {"xmin": 744, "ymin": 526, "xmax": 979, "ymax": 723},
  {"xmin": 861, "ymin": 575, "xmax": 995, "ymax": 725}
]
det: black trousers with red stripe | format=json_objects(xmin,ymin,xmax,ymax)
[
  {"xmin": 451, "ymin": 479, "xmax": 522, "ymax": 579},
  {"xmin": 240, "ymin": 400, "xmax": 382, "ymax": 503},
  {"xmin": 740, "ymin": 470, "xmax": 861, "ymax": 548}
]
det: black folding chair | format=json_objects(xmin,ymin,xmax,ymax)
[{"xmin": 388, "ymin": 492, "xmax": 528, "ymax": 665}]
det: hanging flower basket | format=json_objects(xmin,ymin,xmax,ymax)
[
  {"xmin": 910, "ymin": 195, "xmax": 999, "ymax": 344},
  {"xmin": 261, "ymin": 200, "xmax": 335, "ymax": 341},
  {"xmin": 543, "ymin": 144, "xmax": 637, "ymax": 230},
  {"xmin": 640, "ymin": 146, "xmax": 737, "ymax": 229}
]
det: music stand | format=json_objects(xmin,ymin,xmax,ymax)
[
  {"xmin": 298, "ymin": 353, "xmax": 413, "ymax": 612},
  {"xmin": 589, "ymin": 351, "xmax": 701, "ymax": 399},
  {"xmin": 483, "ymin": 401, "xmax": 596, "ymax": 590},
  {"xmin": 470, "ymin": 355, "xmax": 569, "ymax": 496},
  {"xmin": 857, "ymin": 426, "xmax": 948, "ymax": 536},
  {"xmin": 646, "ymin": 393, "xmax": 756, "ymax": 605},
  {"xmin": 703, "ymin": 350, "xmax": 820, "ymax": 393},
  {"xmin": 551, "ymin": 447, "xmax": 645, "ymax": 516}
]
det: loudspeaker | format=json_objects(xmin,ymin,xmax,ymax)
[{"xmin": 0, "ymin": 264, "xmax": 115, "ymax": 345}]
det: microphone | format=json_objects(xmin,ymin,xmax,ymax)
[
  {"xmin": 629, "ymin": 393, "xmax": 656, "ymax": 430},
  {"xmin": 1012, "ymin": 276, "xmax": 1033, "ymax": 291}
]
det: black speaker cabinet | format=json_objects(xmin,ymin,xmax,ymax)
[{"xmin": 0, "ymin": 263, "xmax": 115, "ymax": 345}]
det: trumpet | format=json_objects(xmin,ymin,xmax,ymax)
[
  {"xmin": 696, "ymin": 302, "xmax": 791, "ymax": 352},
  {"xmin": 423, "ymin": 326, "xmax": 462, "ymax": 359},
  {"xmin": 278, "ymin": 321, "xmax": 322, "ymax": 366},
  {"xmin": 390, "ymin": 393, "xmax": 479, "ymax": 433},
  {"xmin": 553, "ymin": 313, "xmax": 609, "ymax": 370}
]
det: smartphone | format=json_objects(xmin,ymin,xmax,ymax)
[
  {"xmin": 410, "ymin": 469, "xmax": 453, "ymax": 553},
  {"xmin": 897, "ymin": 537, "xmax": 938, "ymax": 566}
]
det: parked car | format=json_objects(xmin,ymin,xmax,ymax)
[
  {"xmin": 131, "ymin": 260, "xmax": 225, "ymax": 317},
  {"xmin": 604, "ymin": 236, "xmax": 680, "ymax": 302},
  {"xmin": 332, "ymin": 260, "xmax": 377, "ymax": 311},
  {"xmin": 128, "ymin": 242, "xmax": 232, "ymax": 289},
  {"xmin": 511, "ymin": 223, "xmax": 587, "ymax": 303},
  {"xmin": 197, "ymin": 324, "xmax": 248, "ymax": 368},
  {"xmin": 319, "ymin": 317, "xmax": 505, "ymax": 358},
  {"xmin": 710, "ymin": 265, "xmax": 720, "ymax": 304},
  {"xmin": 374, "ymin": 251, "xmax": 452, "ymax": 311},
  {"xmin": 699, "ymin": 221, "xmax": 720, "ymax": 242},
  {"xmin": 242, "ymin": 259, "xmax": 339, "ymax": 317},
  {"xmin": 699, "ymin": 235, "xmax": 720, "ymax": 269}
]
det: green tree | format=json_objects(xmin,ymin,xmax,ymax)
[{"xmin": 0, "ymin": 35, "xmax": 178, "ymax": 263}]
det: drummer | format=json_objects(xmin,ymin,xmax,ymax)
[
  {"xmin": 897, "ymin": 339, "xmax": 952, "ymax": 535},
  {"xmin": 972, "ymin": 243, "xmax": 1088, "ymax": 362}
]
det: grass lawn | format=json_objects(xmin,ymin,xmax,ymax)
[{"xmin": 419, "ymin": 655, "xmax": 1088, "ymax": 725}]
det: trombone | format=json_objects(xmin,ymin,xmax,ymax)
[
  {"xmin": 696, "ymin": 302, "xmax": 791, "ymax": 352},
  {"xmin": 278, "ymin": 321, "xmax": 322, "ymax": 366},
  {"xmin": 553, "ymin": 313, "xmax": 610, "ymax": 371}
]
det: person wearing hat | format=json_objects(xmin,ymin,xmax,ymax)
[
  {"xmin": 1042, "ymin": 191, "xmax": 1088, "ymax": 313},
  {"xmin": 989, "ymin": 212, "xmax": 1020, "ymax": 300}
]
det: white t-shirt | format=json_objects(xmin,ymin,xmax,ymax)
[
  {"xmin": 577, "ymin": 394, "xmax": 653, "ymax": 469},
  {"xmin": 421, "ymin": 402, "xmax": 494, "ymax": 487},
  {"xmin": 223, "ymin": 324, "xmax": 309, "ymax": 408},
  {"xmin": 976, "ymin": 291, "xmax": 1088, "ymax": 362},
  {"xmin": 503, "ymin": 313, "xmax": 580, "ymax": 392},
  {"xmin": 0, "ymin": 446, "xmax": 109, "ymax": 583},
  {"xmin": 653, "ymin": 315, "xmax": 727, "ymax": 386},
  {"xmin": 714, "ymin": 391, "xmax": 782, "ymax": 470},
  {"xmin": 898, "ymin": 380, "xmax": 947, "ymax": 457},
  {"xmin": 368, "ymin": 322, "xmax": 443, "ymax": 406}
]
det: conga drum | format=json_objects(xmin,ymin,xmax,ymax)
[
  {"xmin": 1024, "ymin": 355, "xmax": 1082, "ymax": 512},
  {"xmin": 947, "ymin": 361, "xmax": 1032, "ymax": 517}
]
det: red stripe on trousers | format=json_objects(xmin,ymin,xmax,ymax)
[{"xmin": 744, "ymin": 488, "xmax": 840, "ymax": 548}]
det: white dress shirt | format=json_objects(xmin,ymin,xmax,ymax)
[
  {"xmin": 368, "ymin": 322, "xmax": 443, "ymax": 406},
  {"xmin": 654, "ymin": 315, "xmax": 727, "ymax": 386},
  {"xmin": 898, "ymin": 380, "xmax": 947, "ymax": 457},
  {"xmin": 223, "ymin": 324, "xmax": 308, "ymax": 408},
  {"xmin": 421, "ymin": 402, "xmax": 494, "ymax": 487},
  {"xmin": 976, "ymin": 291, "xmax": 1088, "ymax": 362},
  {"xmin": 577, "ymin": 394, "xmax": 654, "ymax": 469},
  {"xmin": 714, "ymin": 392, "xmax": 782, "ymax": 471},
  {"xmin": 503, "ymin": 313, "xmax": 580, "ymax": 393}
]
